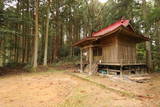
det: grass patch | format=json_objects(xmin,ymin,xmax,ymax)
[
  {"xmin": 57, "ymin": 88, "xmax": 89, "ymax": 107},
  {"xmin": 18, "ymin": 69, "xmax": 66, "ymax": 77},
  {"xmin": 58, "ymin": 94, "xmax": 87, "ymax": 107},
  {"xmin": 68, "ymin": 73, "xmax": 136, "ymax": 99},
  {"xmin": 47, "ymin": 69, "xmax": 66, "ymax": 73}
]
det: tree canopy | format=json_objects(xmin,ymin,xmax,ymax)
[{"xmin": 0, "ymin": 0, "xmax": 160, "ymax": 71}]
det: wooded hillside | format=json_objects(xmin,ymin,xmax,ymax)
[{"xmin": 0, "ymin": 0, "xmax": 160, "ymax": 71}]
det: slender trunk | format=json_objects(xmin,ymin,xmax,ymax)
[
  {"xmin": 60, "ymin": 24, "xmax": 63, "ymax": 48},
  {"xmin": 154, "ymin": 0, "xmax": 160, "ymax": 70},
  {"xmin": 33, "ymin": 0, "xmax": 39, "ymax": 68},
  {"xmin": 146, "ymin": 36, "xmax": 153, "ymax": 72},
  {"xmin": 142, "ymin": 0, "xmax": 153, "ymax": 72},
  {"xmin": 43, "ymin": 0, "xmax": 50, "ymax": 66},
  {"xmin": 52, "ymin": 36, "xmax": 55, "ymax": 62}
]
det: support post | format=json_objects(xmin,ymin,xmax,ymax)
[
  {"xmin": 120, "ymin": 59, "xmax": 123, "ymax": 77},
  {"xmin": 107, "ymin": 67, "xmax": 109, "ymax": 75},
  {"xmin": 120, "ymin": 66, "xmax": 123, "ymax": 77},
  {"xmin": 80, "ymin": 48, "xmax": 83, "ymax": 73},
  {"xmin": 89, "ymin": 47, "xmax": 93, "ymax": 75}
]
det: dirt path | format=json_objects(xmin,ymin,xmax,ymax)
[{"xmin": 0, "ymin": 71, "xmax": 159, "ymax": 107}]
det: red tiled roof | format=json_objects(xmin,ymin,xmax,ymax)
[
  {"xmin": 92, "ymin": 19, "xmax": 130, "ymax": 37},
  {"xmin": 73, "ymin": 19, "xmax": 149, "ymax": 47}
]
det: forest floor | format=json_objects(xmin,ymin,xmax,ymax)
[{"xmin": 0, "ymin": 66, "xmax": 160, "ymax": 107}]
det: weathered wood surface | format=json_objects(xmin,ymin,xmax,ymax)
[
  {"xmin": 79, "ymin": 32, "xmax": 147, "ymax": 73},
  {"xmin": 91, "ymin": 35, "xmax": 140, "ymax": 65},
  {"xmin": 80, "ymin": 48, "xmax": 83, "ymax": 73},
  {"xmin": 128, "ymin": 76, "xmax": 151, "ymax": 83},
  {"xmin": 89, "ymin": 47, "xmax": 93, "ymax": 75}
]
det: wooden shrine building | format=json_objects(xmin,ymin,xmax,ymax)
[{"xmin": 73, "ymin": 19, "xmax": 149, "ymax": 75}]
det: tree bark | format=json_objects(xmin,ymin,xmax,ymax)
[
  {"xmin": 33, "ymin": 0, "xmax": 39, "ymax": 68},
  {"xmin": 142, "ymin": 0, "xmax": 153, "ymax": 72},
  {"xmin": 43, "ymin": 0, "xmax": 50, "ymax": 66}
]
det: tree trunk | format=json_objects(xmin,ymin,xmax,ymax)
[
  {"xmin": 142, "ymin": 0, "xmax": 153, "ymax": 72},
  {"xmin": 33, "ymin": 0, "xmax": 39, "ymax": 68},
  {"xmin": 146, "ymin": 36, "xmax": 153, "ymax": 72},
  {"xmin": 43, "ymin": 0, "xmax": 50, "ymax": 66}
]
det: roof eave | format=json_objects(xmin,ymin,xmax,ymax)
[
  {"xmin": 72, "ymin": 37, "xmax": 98, "ymax": 47},
  {"xmin": 120, "ymin": 26, "xmax": 150, "ymax": 41}
]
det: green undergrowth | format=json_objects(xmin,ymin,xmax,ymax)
[
  {"xmin": 51, "ymin": 56, "xmax": 80, "ymax": 67},
  {"xmin": 47, "ymin": 69, "xmax": 66, "ymax": 73},
  {"xmin": 22, "ymin": 69, "xmax": 66, "ymax": 77}
]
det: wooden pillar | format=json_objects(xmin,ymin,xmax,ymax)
[
  {"xmin": 80, "ymin": 48, "xmax": 83, "ymax": 73},
  {"xmin": 89, "ymin": 46, "xmax": 93, "ymax": 75},
  {"xmin": 107, "ymin": 67, "xmax": 109, "ymax": 75},
  {"xmin": 120, "ymin": 66, "xmax": 123, "ymax": 77},
  {"xmin": 120, "ymin": 59, "xmax": 123, "ymax": 77}
]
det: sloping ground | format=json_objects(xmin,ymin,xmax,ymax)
[
  {"xmin": 0, "ymin": 70, "xmax": 159, "ymax": 107},
  {"xmin": 146, "ymin": 73, "xmax": 160, "ymax": 106},
  {"xmin": 72, "ymin": 72, "xmax": 160, "ymax": 107}
]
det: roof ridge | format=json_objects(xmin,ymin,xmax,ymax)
[{"xmin": 92, "ymin": 19, "xmax": 130, "ymax": 37}]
